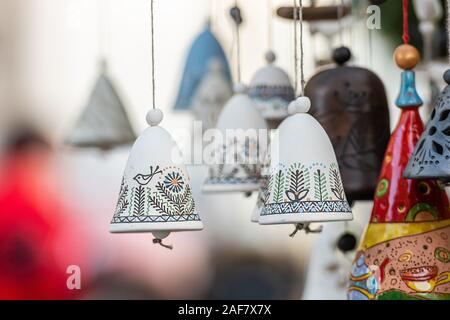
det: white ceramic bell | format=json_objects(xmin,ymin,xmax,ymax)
[
  {"xmin": 203, "ymin": 84, "xmax": 268, "ymax": 193},
  {"xmin": 258, "ymin": 97, "xmax": 352, "ymax": 225},
  {"xmin": 192, "ymin": 59, "xmax": 233, "ymax": 130},
  {"xmin": 110, "ymin": 109, "xmax": 203, "ymax": 241},
  {"xmin": 249, "ymin": 51, "xmax": 295, "ymax": 120}
]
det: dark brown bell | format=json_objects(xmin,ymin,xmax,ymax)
[{"xmin": 305, "ymin": 47, "xmax": 391, "ymax": 202}]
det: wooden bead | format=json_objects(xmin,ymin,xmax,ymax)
[{"xmin": 394, "ymin": 44, "xmax": 421, "ymax": 70}]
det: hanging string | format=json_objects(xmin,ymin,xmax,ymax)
[
  {"xmin": 267, "ymin": 0, "xmax": 273, "ymax": 51},
  {"xmin": 447, "ymin": 0, "xmax": 450, "ymax": 64},
  {"xmin": 299, "ymin": 0, "xmax": 305, "ymax": 96},
  {"xmin": 235, "ymin": 0, "xmax": 241, "ymax": 83},
  {"xmin": 150, "ymin": 0, "xmax": 156, "ymax": 109},
  {"xmin": 293, "ymin": 0, "xmax": 299, "ymax": 94},
  {"xmin": 402, "ymin": 0, "xmax": 410, "ymax": 44},
  {"xmin": 337, "ymin": 0, "xmax": 344, "ymax": 47}
]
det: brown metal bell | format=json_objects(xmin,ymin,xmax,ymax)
[{"xmin": 305, "ymin": 47, "xmax": 391, "ymax": 202}]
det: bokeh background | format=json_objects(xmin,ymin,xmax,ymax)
[{"xmin": 0, "ymin": 0, "xmax": 447, "ymax": 299}]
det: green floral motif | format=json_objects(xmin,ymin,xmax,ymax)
[
  {"xmin": 272, "ymin": 169, "xmax": 286, "ymax": 203},
  {"xmin": 314, "ymin": 169, "xmax": 328, "ymax": 201}
]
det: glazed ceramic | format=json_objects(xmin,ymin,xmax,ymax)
[
  {"xmin": 306, "ymin": 47, "xmax": 390, "ymax": 202},
  {"xmin": 249, "ymin": 51, "xmax": 295, "ymax": 120},
  {"xmin": 110, "ymin": 110, "xmax": 203, "ymax": 236},
  {"xmin": 203, "ymin": 84, "xmax": 268, "ymax": 193},
  {"xmin": 404, "ymin": 70, "xmax": 450, "ymax": 184},
  {"xmin": 192, "ymin": 59, "xmax": 233, "ymax": 131},
  {"xmin": 348, "ymin": 67, "xmax": 450, "ymax": 300},
  {"xmin": 66, "ymin": 67, "xmax": 136, "ymax": 150},
  {"xmin": 174, "ymin": 23, "xmax": 232, "ymax": 111},
  {"xmin": 258, "ymin": 97, "xmax": 353, "ymax": 225}
]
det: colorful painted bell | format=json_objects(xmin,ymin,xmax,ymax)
[
  {"xmin": 66, "ymin": 62, "xmax": 136, "ymax": 150},
  {"xmin": 348, "ymin": 45, "xmax": 450, "ymax": 300},
  {"xmin": 248, "ymin": 51, "xmax": 295, "ymax": 120},
  {"xmin": 258, "ymin": 97, "xmax": 353, "ymax": 228},
  {"xmin": 306, "ymin": 47, "xmax": 390, "ymax": 203},
  {"xmin": 192, "ymin": 59, "xmax": 233, "ymax": 131},
  {"xmin": 110, "ymin": 109, "xmax": 203, "ymax": 246},
  {"xmin": 404, "ymin": 69, "xmax": 450, "ymax": 184},
  {"xmin": 173, "ymin": 23, "xmax": 232, "ymax": 111},
  {"xmin": 202, "ymin": 84, "xmax": 268, "ymax": 193}
]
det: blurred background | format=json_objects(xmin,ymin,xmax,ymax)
[{"xmin": 0, "ymin": 0, "xmax": 448, "ymax": 299}]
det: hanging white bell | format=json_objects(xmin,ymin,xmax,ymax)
[
  {"xmin": 192, "ymin": 59, "xmax": 233, "ymax": 131},
  {"xmin": 259, "ymin": 97, "xmax": 352, "ymax": 227},
  {"xmin": 202, "ymin": 84, "xmax": 268, "ymax": 193},
  {"xmin": 110, "ymin": 109, "xmax": 203, "ymax": 245},
  {"xmin": 66, "ymin": 62, "xmax": 136, "ymax": 150},
  {"xmin": 249, "ymin": 51, "xmax": 295, "ymax": 120}
]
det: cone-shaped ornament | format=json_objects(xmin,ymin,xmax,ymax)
[
  {"xmin": 110, "ymin": 109, "xmax": 203, "ymax": 243},
  {"xmin": 306, "ymin": 47, "xmax": 391, "ymax": 202},
  {"xmin": 348, "ymin": 45, "xmax": 450, "ymax": 300},
  {"xmin": 174, "ymin": 23, "xmax": 232, "ymax": 111},
  {"xmin": 249, "ymin": 51, "xmax": 295, "ymax": 120},
  {"xmin": 192, "ymin": 59, "xmax": 233, "ymax": 131},
  {"xmin": 404, "ymin": 69, "xmax": 450, "ymax": 184},
  {"xmin": 66, "ymin": 65, "xmax": 136, "ymax": 150},
  {"xmin": 258, "ymin": 97, "xmax": 353, "ymax": 226},
  {"xmin": 202, "ymin": 84, "xmax": 268, "ymax": 193}
]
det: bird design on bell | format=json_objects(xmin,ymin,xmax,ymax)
[
  {"xmin": 404, "ymin": 68, "xmax": 450, "ymax": 185},
  {"xmin": 110, "ymin": 108, "xmax": 203, "ymax": 249},
  {"xmin": 348, "ymin": 44, "xmax": 450, "ymax": 300},
  {"xmin": 258, "ymin": 96, "xmax": 353, "ymax": 235}
]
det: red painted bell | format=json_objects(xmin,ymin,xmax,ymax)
[
  {"xmin": 306, "ymin": 47, "xmax": 391, "ymax": 202},
  {"xmin": 348, "ymin": 46, "xmax": 450, "ymax": 300}
]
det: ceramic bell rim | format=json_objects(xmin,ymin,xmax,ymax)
[
  {"xmin": 110, "ymin": 109, "xmax": 203, "ymax": 234},
  {"xmin": 248, "ymin": 51, "xmax": 295, "ymax": 120},
  {"xmin": 202, "ymin": 84, "xmax": 268, "ymax": 193},
  {"xmin": 259, "ymin": 97, "xmax": 353, "ymax": 225},
  {"xmin": 404, "ymin": 69, "xmax": 450, "ymax": 183}
]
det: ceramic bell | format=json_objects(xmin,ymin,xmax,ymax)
[
  {"xmin": 66, "ymin": 62, "xmax": 136, "ymax": 150},
  {"xmin": 306, "ymin": 47, "xmax": 390, "ymax": 203},
  {"xmin": 173, "ymin": 22, "xmax": 232, "ymax": 111},
  {"xmin": 258, "ymin": 97, "xmax": 353, "ymax": 227},
  {"xmin": 248, "ymin": 51, "xmax": 295, "ymax": 120},
  {"xmin": 404, "ymin": 69, "xmax": 450, "ymax": 184},
  {"xmin": 202, "ymin": 84, "xmax": 268, "ymax": 193},
  {"xmin": 110, "ymin": 109, "xmax": 203, "ymax": 245},
  {"xmin": 348, "ymin": 45, "xmax": 450, "ymax": 300},
  {"xmin": 192, "ymin": 59, "xmax": 233, "ymax": 131}
]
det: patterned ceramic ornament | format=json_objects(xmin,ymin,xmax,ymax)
[
  {"xmin": 110, "ymin": 109, "xmax": 203, "ymax": 241},
  {"xmin": 249, "ymin": 51, "xmax": 295, "ymax": 120},
  {"xmin": 306, "ymin": 47, "xmax": 391, "ymax": 203},
  {"xmin": 174, "ymin": 23, "xmax": 232, "ymax": 112},
  {"xmin": 258, "ymin": 97, "xmax": 353, "ymax": 225},
  {"xmin": 202, "ymin": 84, "xmax": 268, "ymax": 193},
  {"xmin": 404, "ymin": 69, "xmax": 450, "ymax": 184},
  {"xmin": 66, "ymin": 64, "xmax": 136, "ymax": 150},
  {"xmin": 348, "ymin": 45, "xmax": 450, "ymax": 300},
  {"xmin": 192, "ymin": 59, "xmax": 233, "ymax": 131}
]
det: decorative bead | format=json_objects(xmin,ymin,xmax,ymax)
[
  {"xmin": 288, "ymin": 96, "xmax": 311, "ymax": 115},
  {"xmin": 234, "ymin": 83, "xmax": 248, "ymax": 94},
  {"xmin": 229, "ymin": 6, "xmax": 243, "ymax": 25},
  {"xmin": 152, "ymin": 230, "xmax": 170, "ymax": 240},
  {"xmin": 443, "ymin": 69, "xmax": 450, "ymax": 85},
  {"xmin": 265, "ymin": 50, "xmax": 276, "ymax": 64},
  {"xmin": 332, "ymin": 46, "xmax": 352, "ymax": 65},
  {"xmin": 394, "ymin": 44, "xmax": 421, "ymax": 70},
  {"xmin": 337, "ymin": 232, "xmax": 357, "ymax": 253},
  {"xmin": 146, "ymin": 108, "xmax": 163, "ymax": 126}
]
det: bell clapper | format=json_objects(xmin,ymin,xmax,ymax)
[
  {"xmin": 289, "ymin": 223, "xmax": 323, "ymax": 237},
  {"xmin": 152, "ymin": 231, "xmax": 173, "ymax": 250}
]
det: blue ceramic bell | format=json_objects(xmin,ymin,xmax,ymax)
[{"xmin": 173, "ymin": 22, "xmax": 232, "ymax": 111}]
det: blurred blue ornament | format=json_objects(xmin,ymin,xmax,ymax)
[{"xmin": 173, "ymin": 23, "xmax": 232, "ymax": 111}]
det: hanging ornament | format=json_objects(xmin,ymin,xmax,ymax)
[
  {"xmin": 306, "ymin": 47, "xmax": 391, "ymax": 202},
  {"xmin": 203, "ymin": 2, "xmax": 268, "ymax": 194},
  {"xmin": 348, "ymin": 0, "xmax": 450, "ymax": 300},
  {"xmin": 191, "ymin": 59, "xmax": 233, "ymax": 131},
  {"xmin": 66, "ymin": 1, "xmax": 135, "ymax": 150},
  {"xmin": 110, "ymin": 1, "xmax": 203, "ymax": 249},
  {"xmin": 258, "ymin": 0, "xmax": 352, "ymax": 235},
  {"xmin": 173, "ymin": 22, "xmax": 232, "ymax": 112},
  {"xmin": 404, "ymin": 0, "xmax": 450, "ymax": 185}
]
